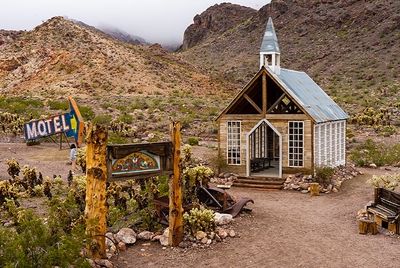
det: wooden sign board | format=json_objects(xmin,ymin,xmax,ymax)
[{"xmin": 107, "ymin": 142, "xmax": 173, "ymax": 181}]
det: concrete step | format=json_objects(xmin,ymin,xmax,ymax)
[{"xmin": 235, "ymin": 178, "xmax": 284, "ymax": 185}]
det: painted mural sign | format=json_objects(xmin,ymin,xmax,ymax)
[
  {"xmin": 107, "ymin": 142, "xmax": 173, "ymax": 181},
  {"xmin": 24, "ymin": 97, "xmax": 84, "ymax": 146}
]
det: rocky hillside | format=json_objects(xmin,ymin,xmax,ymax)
[
  {"xmin": 180, "ymin": 0, "xmax": 400, "ymax": 114},
  {"xmin": 0, "ymin": 17, "xmax": 236, "ymax": 139}
]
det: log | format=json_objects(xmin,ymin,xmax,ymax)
[
  {"xmin": 309, "ymin": 183, "xmax": 320, "ymax": 196},
  {"xmin": 84, "ymin": 124, "xmax": 108, "ymax": 258},
  {"xmin": 359, "ymin": 219, "xmax": 377, "ymax": 235},
  {"xmin": 168, "ymin": 122, "xmax": 184, "ymax": 246}
]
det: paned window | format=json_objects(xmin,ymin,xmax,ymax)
[
  {"xmin": 288, "ymin": 121, "xmax": 304, "ymax": 167},
  {"xmin": 227, "ymin": 121, "xmax": 241, "ymax": 165}
]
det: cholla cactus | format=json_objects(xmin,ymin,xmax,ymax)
[
  {"xmin": 6, "ymin": 158, "xmax": 20, "ymax": 179},
  {"xmin": 0, "ymin": 112, "xmax": 24, "ymax": 134},
  {"xmin": 367, "ymin": 174, "xmax": 400, "ymax": 191},
  {"xmin": 183, "ymin": 207, "xmax": 216, "ymax": 235},
  {"xmin": 0, "ymin": 180, "xmax": 18, "ymax": 205},
  {"xmin": 76, "ymin": 147, "xmax": 87, "ymax": 172},
  {"xmin": 183, "ymin": 165, "xmax": 214, "ymax": 186}
]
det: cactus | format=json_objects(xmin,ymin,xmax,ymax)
[{"xmin": 183, "ymin": 207, "xmax": 216, "ymax": 235}]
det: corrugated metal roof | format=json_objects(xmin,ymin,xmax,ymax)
[
  {"xmin": 271, "ymin": 68, "xmax": 349, "ymax": 123},
  {"xmin": 260, "ymin": 17, "xmax": 280, "ymax": 53}
]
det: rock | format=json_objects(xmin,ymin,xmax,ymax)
[
  {"xmin": 299, "ymin": 182, "xmax": 310, "ymax": 190},
  {"xmin": 332, "ymin": 187, "xmax": 339, "ymax": 193},
  {"xmin": 369, "ymin": 163, "xmax": 377, "ymax": 168},
  {"xmin": 301, "ymin": 189, "xmax": 308, "ymax": 194},
  {"xmin": 214, "ymin": 213, "xmax": 233, "ymax": 225},
  {"xmin": 215, "ymin": 234, "xmax": 222, "ymax": 242},
  {"xmin": 201, "ymin": 237, "xmax": 208, "ymax": 244},
  {"xmin": 115, "ymin": 228, "xmax": 136, "ymax": 245},
  {"xmin": 87, "ymin": 258, "xmax": 97, "ymax": 268},
  {"xmin": 217, "ymin": 227, "xmax": 228, "ymax": 239},
  {"xmin": 327, "ymin": 184, "xmax": 333, "ymax": 192},
  {"xmin": 3, "ymin": 220, "xmax": 14, "ymax": 227},
  {"xmin": 94, "ymin": 259, "xmax": 114, "ymax": 268},
  {"xmin": 179, "ymin": 241, "xmax": 191, "ymax": 248},
  {"xmin": 228, "ymin": 229, "xmax": 236, "ymax": 237},
  {"xmin": 105, "ymin": 232, "xmax": 114, "ymax": 248},
  {"xmin": 159, "ymin": 228, "xmax": 169, "ymax": 246},
  {"xmin": 108, "ymin": 244, "xmax": 116, "ymax": 254},
  {"xmin": 117, "ymin": 241, "xmax": 127, "ymax": 251},
  {"xmin": 291, "ymin": 184, "xmax": 300, "ymax": 190},
  {"xmin": 195, "ymin": 230, "xmax": 207, "ymax": 240},
  {"xmin": 137, "ymin": 231, "xmax": 154, "ymax": 241},
  {"xmin": 106, "ymin": 253, "xmax": 113, "ymax": 259},
  {"xmin": 209, "ymin": 231, "xmax": 215, "ymax": 240}
]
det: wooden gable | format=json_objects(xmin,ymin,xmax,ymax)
[{"xmin": 219, "ymin": 67, "xmax": 306, "ymax": 119}]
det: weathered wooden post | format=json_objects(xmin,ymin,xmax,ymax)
[
  {"xmin": 169, "ymin": 121, "xmax": 184, "ymax": 246},
  {"xmin": 84, "ymin": 124, "xmax": 108, "ymax": 258},
  {"xmin": 309, "ymin": 182, "xmax": 320, "ymax": 196}
]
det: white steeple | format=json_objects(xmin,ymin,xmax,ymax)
[{"xmin": 260, "ymin": 17, "xmax": 280, "ymax": 74}]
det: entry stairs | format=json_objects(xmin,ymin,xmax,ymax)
[{"xmin": 233, "ymin": 176, "xmax": 285, "ymax": 190}]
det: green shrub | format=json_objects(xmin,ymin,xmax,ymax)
[
  {"xmin": 78, "ymin": 105, "xmax": 95, "ymax": 120},
  {"xmin": 183, "ymin": 207, "xmax": 216, "ymax": 235},
  {"xmin": 118, "ymin": 113, "xmax": 133, "ymax": 124},
  {"xmin": 187, "ymin": 137, "xmax": 199, "ymax": 146},
  {"xmin": 48, "ymin": 100, "xmax": 68, "ymax": 110},
  {"xmin": 108, "ymin": 132, "xmax": 129, "ymax": 144},
  {"xmin": 315, "ymin": 166, "xmax": 335, "ymax": 186},
  {"xmin": 349, "ymin": 139, "xmax": 400, "ymax": 167},
  {"xmin": 92, "ymin": 114, "xmax": 112, "ymax": 125}
]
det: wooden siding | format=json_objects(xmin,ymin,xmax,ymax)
[{"xmin": 218, "ymin": 115, "xmax": 313, "ymax": 176}]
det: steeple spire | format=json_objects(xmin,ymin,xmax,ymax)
[{"xmin": 259, "ymin": 17, "xmax": 280, "ymax": 74}]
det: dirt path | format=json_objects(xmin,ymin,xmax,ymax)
[{"xmin": 115, "ymin": 172, "xmax": 400, "ymax": 268}]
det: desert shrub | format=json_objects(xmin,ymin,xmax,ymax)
[
  {"xmin": 76, "ymin": 147, "xmax": 87, "ymax": 172},
  {"xmin": 118, "ymin": 113, "xmax": 133, "ymax": 124},
  {"xmin": 108, "ymin": 132, "xmax": 129, "ymax": 144},
  {"xmin": 187, "ymin": 137, "xmax": 199, "ymax": 146},
  {"xmin": 183, "ymin": 207, "xmax": 216, "ymax": 235},
  {"xmin": 377, "ymin": 125, "xmax": 397, "ymax": 137},
  {"xmin": 349, "ymin": 139, "xmax": 400, "ymax": 166},
  {"xmin": 0, "ymin": 180, "xmax": 18, "ymax": 206},
  {"xmin": 0, "ymin": 209, "xmax": 89, "ymax": 268},
  {"xmin": 315, "ymin": 166, "xmax": 335, "ymax": 186},
  {"xmin": 32, "ymin": 185, "xmax": 44, "ymax": 197},
  {"xmin": 92, "ymin": 114, "xmax": 112, "ymax": 125},
  {"xmin": 48, "ymin": 100, "xmax": 69, "ymax": 110},
  {"xmin": 182, "ymin": 165, "xmax": 214, "ymax": 204},
  {"xmin": 78, "ymin": 105, "xmax": 95, "ymax": 120},
  {"xmin": 367, "ymin": 174, "xmax": 400, "ymax": 191},
  {"xmin": 6, "ymin": 158, "xmax": 20, "ymax": 178},
  {"xmin": 0, "ymin": 112, "xmax": 25, "ymax": 134}
]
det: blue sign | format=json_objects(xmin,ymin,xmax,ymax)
[{"xmin": 24, "ymin": 97, "xmax": 84, "ymax": 145}]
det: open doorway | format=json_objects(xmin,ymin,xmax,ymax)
[{"xmin": 246, "ymin": 119, "xmax": 282, "ymax": 178}]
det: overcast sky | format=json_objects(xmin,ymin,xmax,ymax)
[{"xmin": 0, "ymin": 0, "xmax": 271, "ymax": 45}]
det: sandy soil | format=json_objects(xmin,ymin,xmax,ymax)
[
  {"xmin": 114, "ymin": 171, "xmax": 400, "ymax": 268},
  {"xmin": 1, "ymin": 143, "xmax": 400, "ymax": 267}
]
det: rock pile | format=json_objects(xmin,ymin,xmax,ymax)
[
  {"xmin": 284, "ymin": 165, "xmax": 361, "ymax": 194},
  {"xmin": 211, "ymin": 173, "xmax": 238, "ymax": 186}
]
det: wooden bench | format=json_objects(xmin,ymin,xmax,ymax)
[{"xmin": 367, "ymin": 188, "xmax": 400, "ymax": 234}]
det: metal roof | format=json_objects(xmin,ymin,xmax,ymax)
[
  {"xmin": 270, "ymin": 68, "xmax": 349, "ymax": 123},
  {"xmin": 260, "ymin": 17, "xmax": 280, "ymax": 53}
]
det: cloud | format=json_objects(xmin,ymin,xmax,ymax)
[{"xmin": 0, "ymin": 0, "xmax": 270, "ymax": 45}]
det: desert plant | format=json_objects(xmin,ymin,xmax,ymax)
[
  {"xmin": 76, "ymin": 147, "xmax": 87, "ymax": 172},
  {"xmin": 0, "ymin": 180, "xmax": 18, "ymax": 206},
  {"xmin": 183, "ymin": 207, "xmax": 216, "ymax": 235},
  {"xmin": 367, "ymin": 174, "xmax": 400, "ymax": 191},
  {"xmin": 187, "ymin": 137, "xmax": 199, "ymax": 146},
  {"xmin": 6, "ymin": 158, "xmax": 20, "ymax": 178},
  {"xmin": 315, "ymin": 166, "xmax": 335, "ymax": 186},
  {"xmin": 349, "ymin": 139, "xmax": 400, "ymax": 167}
]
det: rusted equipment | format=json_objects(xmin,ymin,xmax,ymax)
[
  {"xmin": 154, "ymin": 185, "xmax": 254, "ymax": 225},
  {"xmin": 309, "ymin": 183, "xmax": 320, "ymax": 196}
]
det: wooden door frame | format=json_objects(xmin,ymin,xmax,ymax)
[{"xmin": 246, "ymin": 119, "xmax": 282, "ymax": 178}]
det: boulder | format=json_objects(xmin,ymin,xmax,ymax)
[
  {"xmin": 216, "ymin": 227, "xmax": 228, "ymax": 239},
  {"xmin": 201, "ymin": 237, "xmax": 208, "ymax": 244},
  {"xmin": 94, "ymin": 259, "xmax": 114, "ymax": 268},
  {"xmin": 195, "ymin": 230, "xmax": 207, "ymax": 240},
  {"xmin": 369, "ymin": 163, "xmax": 377, "ymax": 168},
  {"xmin": 105, "ymin": 232, "xmax": 115, "ymax": 248},
  {"xmin": 117, "ymin": 242, "xmax": 127, "ymax": 252},
  {"xmin": 115, "ymin": 228, "xmax": 136, "ymax": 245},
  {"xmin": 137, "ymin": 231, "xmax": 154, "ymax": 241},
  {"xmin": 214, "ymin": 213, "xmax": 233, "ymax": 225},
  {"xmin": 159, "ymin": 228, "xmax": 169, "ymax": 246},
  {"xmin": 228, "ymin": 229, "xmax": 236, "ymax": 237}
]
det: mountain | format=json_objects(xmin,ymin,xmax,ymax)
[
  {"xmin": 97, "ymin": 25, "xmax": 148, "ymax": 45},
  {"xmin": 0, "ymin": 16, "xmax": 236, "ymax": 139},
  {"xmin": 179, "ymin": 0, "xmax": 400, "ymax": 114}
]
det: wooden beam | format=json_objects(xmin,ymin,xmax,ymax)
[
  {"xmin": 262, "ymin": 72, "xmax": 267, "ymax": 116},
  {"xmin": 169, "ymin": 122, "xmax": 184, "ymax": 246},
  {"xmin": 243, "ymin": 94, "xmax": 262, "ymax": 114},
  {"xmin": 266, "ymin": 93, "xmax": 285, "ymax": 113},
  {"xmin": 84, "ymin": 124, "xmax": 108, "ymax": 259}
]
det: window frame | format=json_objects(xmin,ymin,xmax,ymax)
[
  {"xmin": 227, "ymin": 121, "xmax": 241, "ymax": 165},
  {"xmin": 288, "ymin": 121, "xmax": 304, "ymax": 168}
]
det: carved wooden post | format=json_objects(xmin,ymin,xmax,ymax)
[
  {"xmin": 169, "ymin": 122, "xmax": 184, "ymax": 246},
  {"xmin": 84, "ymin": 124, "xmax": 108, "ymax": 258}
]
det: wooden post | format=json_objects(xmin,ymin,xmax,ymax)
[
  {"xmin": 84, "ymin": 124, "xmax": 108, "ymax": 258},
  {"xmin": 310, "ymin": 183, "xmax": 320, "ymax": 196},
  {"xmin": 262, "ymin": 72, "xmax": 267, "ymax": 116},
  {"xmin": 358, "ymin": 219, "xmax": 377, "ymax": 235},
  {"xmin": 169, "ymin": 122, "xmax": 184, "ymax": 246}
]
